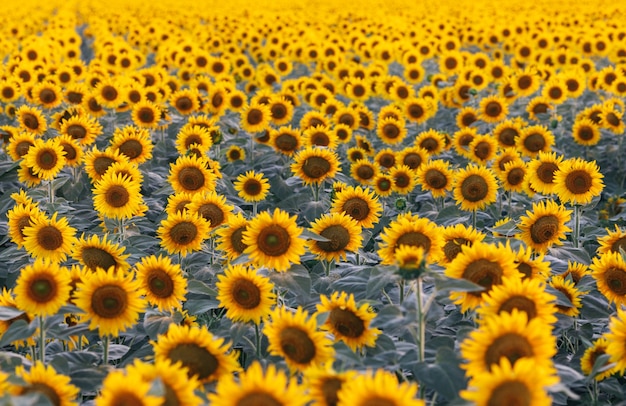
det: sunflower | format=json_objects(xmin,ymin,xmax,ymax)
[
  {"xmin": 26, "ymin": 140, "xmax": 65, "ymax": 178},
  {"xmin": 477, "ymin": 275, "xmax": 557, "ymax": 325},
  {"xmin": 516, "ymin": 125, "xmax": 554, "ymax": 158},
  {"xmin": 374, "ymin": 148, "xmax": 397, "ymax": 171},
  {"xmin": 510, "ymin": 68, "xmax": 541, "ymax": 97},
  {"xmin": 514, "ymin": 245, "xmax": 551, "ymax": 280},
  {"xmin": 13, "ymin": 362, "xmax": 79, "ymax": 406},
  {"xmin": 109, "ymin": 125, "xmax": 154, "ymax": 164},
  {"xmin": 330, "ymin": 185, "xmax": 382, "ymax": 229},
  {"xmin": 479, "ymin": 95, "xmax": 509, "ymax": 123},
  {"xmin": 604, "ymin": 308, "xmax": 626, "ymax": 374},
  {"xmin": 14, "ymin": 258, "xmax": 71, "ymax": 317},
  {"xmin": 518, "ymin": 200, "xmax": 572, "ymax": 253},
  {"xmin": 215, "ymin": 212, "xmax": 250, "ymax": 261},
  {"xmin": 55, "ymin": 134, "xmax": 83, "ymax": 167},
  {"xmin": 74, "ymin": 266, "xmax": 145, "ymax": 337},
  {"xmin": 440, "ymin": 223, "xmax": 486, "ymax": 264},
  {"xmin": 600, "ymin": 105, "xmax": 625, "ymax": 134},
  {"xmin": 134, "ymin": 254, "xmax": 187, "ymax": 311},
  {"xmin": 553, "ymin": 158, "xmax": 604, "ymax": 205},
  {"xmin": 186, "ymin": 191, "xmax": 233, "ymax": 231},
  {"xmin": 240, "ymin": 101, "xmax": 271, "ymax": 133},
  {"xmin": 337, "ymin": 369, "xmax": 423, "ymax": 406},
  {"xmin": 266, "ymin": 96, "xmax": 294, "ymax": 126},
  {"xmin": 216, "ymin": 264, "xmax": 275, "ymax": 324},
  {"xmin": 389, "ymin": 164, "xmax": 418, "ymax": 195},
  {"xmin": 452, "ymin": 164, "xmax": 499, "ymax": 212},
  {"xmin": 307, "ymin": 212, "xmax": 363, "ymax": 262},
  {"xmin": 302, "ymin": 125, "xmax": 337, "ymax": 149},
  {"xmin": 560, "ymin": 261, "xmax": 591, "ymax": 285},
  {"xmin": 209, "ymin": 361, "xmax": 307, "ymax": 406},
  {"xmin": 170, "ymin": 89, "xmax": 200, "ymax": 115},
  {"xmin": 291, "ymin": 146, "xmax": 341, "ymax": 186},
  {"xmin": 376, "ymin": 117, "xmax": 407, "ymax": 145},
  {"xmin": 305, "ymin": 363, "xmax": 357, "ymax": 406},
  {"xmin": 378, "ymin": 215, "xmax": 443, "ymax": 266},
  {"xmin": 234, "ymin": 170, "xmax": 271, "ymax": 203},
  {"xmin": 500, "ymin": 159, "xmax": 527, "ymax": 193},
  {"xmin": 243, "ymin": 208, "xmax": 306, "ymax": 272},
  {"xmin": 268, "ymin": 126, "xmax": 301, "ymax": 156},
  {"xmin": 30, "ymin": 81, "xmax": 63, "ymax": 109},
  {"xmin": 168, "ymin": 155, "xmax": 217, "ymax": 195},
  {"xmin": 153, "ymin": 323, "xmax": 240, "ymax": 382},
  {"xmin": 526, "ymin": 151, "xmax": 564, "ymax": 195},
  {"xmin": 157, "ymin": 211, "xmax": 211, "ymax": 257},
  {"xmin": 461, "ymin": 309, "xmax": 556, "ymax": 378},
  {"xmin": 6, "ymin": 201, "xmax": 46, "ymax": 249},
  {"xmin": 548, "ymin": 275, "xmax": 585, "ymax": 317},
  {"xmin": 541, "ymin": 78, "xmax": 568, "ymax": 105},
  {"xmin": 526, "ymin": 96, "xmax": 553, "ymax": 121},
  {"xmin": 15, "ymin": 105, "xmax": 48, "ymax": 135},
  {"xmin": 92, "ymin": 171, "xmax": 143, "ymax": 220},
  {"xmin": 95, "ymin": 369, "xmax": 161, "ymax": 406},
  {"xmin": 597, "ymin": 224, "xmax": 626, "ymax": 255},
  {"xmin": 59, "ymin": 115, "xmax": 102, "ymax": 147},
  {"xmin": 403, "ymin": 97, "xmax": 432, "ymax": 125},
  {"xmin": 414, "ymin": 129, "xmax": 445, "ymax": 156},
  {"xmin": 445, "ymin": 241, "xmax": 520, "ymax": 312},
  {"xmin": 83, "ymin": 147, "xmax": 124, "ymax": 183},
  {"xmin": 571, "ymin": 117, "xmax": 601, "ymax": 146},
  {"xmin": 461, "ymin": 357, "xmax": 558, "ymax": 406},
  {"xmin": 456, "ymin": 106, "xmax": 479, "ymax": 129},
  {"xmin": 316, "ymin": 291, "xmax": 380, "ymax": 351},
  {"xmin": 350, "ymin": 159, "xmax": 379, "ymax": 185},
  {"xmin": 493, "ymin": 119, "xmax": 522, "ymax": 149},
  {"xmin": 346, "ymin": 147, "xmax": 367, "ymax": 164},
  {"xmin": 467, "ymin": 134, "xmax": 498, "ymax": 165},
  {"xmin": 131, "ymin": 100, "xmax": 162, "ymax": 129},
  {"xmin": 590, "ymin": 251, "xmax": 626, "ymax": 306},
  {"xmin": 72, "ymin": 233, "xmax": 131, "ymax": 272},
  {"xmin": 264, "ymin": 306, "xmax": 334, "ymax": 371},
  {"xmin": 22, "ymin": 213, "xmax": 77, "ymax": 263},
  {"xmin": 580, "ymin": 337, "xmax": 618, "ymax": 381},
  {"xmin": 226, "ymin": 145, "xmax": 246, "ymax": 162}
]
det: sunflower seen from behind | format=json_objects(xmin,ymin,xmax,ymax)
[
  {"xmin": 264, "ymin": 306, "xmax": 334, "ymax": 372},
  {"xmin": 152, "ymin": 323, "xmax": 240, "ymax": 383},
  {"xmin": 216, "ymin": 264, "xmax": 275, "ymax": 324},
  {"xmin": 14, "ymin": 258, "xmax": 71, "ymax": 317},
  {"xmin": 208, "ymin": 361, "xmax": 308, "ymax": 406},
  {"xmin": 134, "ymin": 254, "xmax": 187, "ymax": 311}
]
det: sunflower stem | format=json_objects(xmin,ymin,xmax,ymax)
[
  {"xmin": 573, "ymin": 204, "xmax": 581, "ymax": 248},
  {"xmin": 471, "ymin": 209, "xmax": 477, "ymax": 230},
  {"xmin": 47, "ymin": 180, "xmax": 55, "ymax": 205},
  {"xmin": 38, "ymin": 315, "xmax": 46, "ymax": 364},
  {"xmin": 254, "ymin": 323, "xmax": 262, "ymax": 359},
  {"xmin": 117, "ymin": 217, "xmax": 126, "ymax": 242},
  {"xmin": 415, "ymin": 277, "xmax": 426, "ymax": 399},
  {"xmin": 252, "ymin": 201, "xmax": 258, "ymax": 217},
  {"xmin": 399, "ymin": 280, "xmax": 405, "ymax": 304},
  {"xmin": 103, "ymin": 335, "xmax": 110, "ymax": 365}
]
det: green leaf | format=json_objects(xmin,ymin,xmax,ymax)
[
  {"xmin": 300, "ymin": 229, "xmax": 330, "ymax": 242},
  {"xmin": 585, "ymin": 353, "xmax": 614, "ymax": 382},
  {"xmin": 433, "ymin": 274, "xmax": 485, "ymax": 293},
  {"xmin": 186, "ymin": 280, "xmax": 218, "ymax": 296},
  {"xmin": 0, "ymin": 320, "xmax": 37, "ymax": 347},
  {"xmin": 366, "ymin": 266, "xmax": 399, "ymax": 299},
  {"xmin": 143, "ymin": 311, "xmax": 175, "ymax": 340},
  {"xmin": 0, "ymin": 306, "xmax": 26, "ymax": 321},
  {"xmin": 270, "ymin": 265, "xmax": 311, "ymax": 301},
  {"xmin": 413, "ymin": 361, "xmax": 460, "ymax": 401}
]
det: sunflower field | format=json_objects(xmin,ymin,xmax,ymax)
[{"xmin": 2, "ymin": 0, "xmax": 626, "ymax": 404}]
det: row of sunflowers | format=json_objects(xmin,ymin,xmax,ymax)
[{"xmin": 1, "ymin": 0, "xmax": 626, "ymax": 404}]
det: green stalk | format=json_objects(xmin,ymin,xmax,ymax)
[
  {"xmin": 47, "ymin": 180, "xmax": 55, "ymax": 205},
  {"xmin": 254, "ymin": 323, "xmax": 262, "ymax": 359},
  {"xmin": 39, "ymin": 315, "xmax": 46, "ymax": 365},
  {"xmin": 573, "ymin": 204, "xmax": 581, "ymax": 248},
  {"xmin": 415, "ymin": 277, "xmax": 425, "ymax": 399},
  {"xmin": 103, "ymin": 335, "xmax": 110, "ymax": 365}
]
